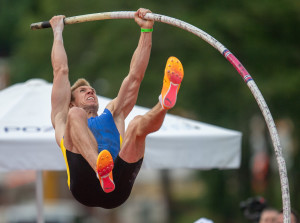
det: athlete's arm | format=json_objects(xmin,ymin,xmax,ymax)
[
  {"xmin": 50, "ymin": 15, "xmax": 71, "ymax": 144},
  {"xmin": 107, "ymin": 8, "xmax": 154, "ymax": 125}
]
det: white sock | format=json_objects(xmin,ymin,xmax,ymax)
[{"xmin": 158, "ymin": 94, "xmax": 164, "ymax": 109}]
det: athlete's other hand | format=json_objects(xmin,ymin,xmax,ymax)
[
  {"xmin": 50, "ymin": 15, "xmax": 65, "ymax": 33},
  {"xmin": 134, "ymin": 8, "xmax": 154, "ymax": 29}
]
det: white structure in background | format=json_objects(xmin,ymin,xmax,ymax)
[
  {"xmin": 0, "ymin": 79, "xmax": 242, "ymax": 223},
  {"xmin": 0, "ymin": 79, "xmax": 242, "ymax": 171},
  {"xmin": 194, "ymin": 217, "xmax": 214, "ymax": 223}
]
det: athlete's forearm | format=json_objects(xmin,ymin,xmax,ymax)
[
  {"xmin": 109, "ymin": 32, "xmax": 152, "ymax": 119},
  {"xmin": 51, "ymin": 31, "xmax": 69, "ymax": 77},
  {"xmin": 129, "ymin": 32, "xmax": 152, "ymax": 81}
]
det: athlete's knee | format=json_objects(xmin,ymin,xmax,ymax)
[
  {"xmin": 127, "ymin": 115, "xmax": 145, "ymax": 137},
  {"xmin": 68, "ymin": 107, "xmax": 87, "ymax": 123}
]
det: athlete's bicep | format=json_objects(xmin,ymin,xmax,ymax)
[{"xmin": 53, "ymin": 113, "xmax": 67, "ymax": 145}]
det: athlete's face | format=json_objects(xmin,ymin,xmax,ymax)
[{"xmin": 71, "ymin": 86, "xmax": 99, "ymax": 111}]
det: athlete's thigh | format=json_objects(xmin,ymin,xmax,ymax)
[
  {"xmin": 63, "ymin": 121, "xmax": 78, "ymax": 153},
  {"xmin": 119, "ymin": 116, "xmax": 146, "ymax": 163},
  {"xmin": 63, "ymin": 107, "xmax": 91, "ymax": 154}
]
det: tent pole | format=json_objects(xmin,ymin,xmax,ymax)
[{"xmin": 36, "ymin": 170, "xmax": 44, "ymax": 223}]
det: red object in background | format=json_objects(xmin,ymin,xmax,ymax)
[{"xmin": 251, "ymin": 151, "xmax": 270, "ymax": 193}]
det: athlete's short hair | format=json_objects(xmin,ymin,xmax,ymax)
[{"xmin": 70, "ymin": 78, "xmax": 92, "ymax": 101}]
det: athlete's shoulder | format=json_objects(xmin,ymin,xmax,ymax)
[{"xmin": 105, "ymin": 99, "xmax": 116, "ymax": 116}]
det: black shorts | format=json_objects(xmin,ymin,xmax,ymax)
[{"xmin": 65, "ymin": 150, "xmax": 143, "ymax": 209}]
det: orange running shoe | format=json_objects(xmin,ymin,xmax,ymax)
[
  {"xmin": 96, "ymin": 150, "xmax": 115, "ymax": 193},
  {"xmin": 160, "ymin": 56, "xmax": 184, "ymax": 109}
]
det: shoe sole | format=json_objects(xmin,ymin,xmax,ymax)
[
  {"xmin": 97, "ymin": 150, "xmax": 115, "ymax": 193},
  {"xmin": 162, "ymin": 57, "xmax": 184, "ymax": 109},
  {"xmin": 100, "ymin": 173, "xmax": 115, "ymax": 193}
]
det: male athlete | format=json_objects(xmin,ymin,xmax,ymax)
[{"xmin": 50, "ymin": 8, "xmax": 184, "ymax": 209}]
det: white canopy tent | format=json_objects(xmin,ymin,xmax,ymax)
[
  {"xmin": 0, "ymin": 79, "xmax": 242, "ymax": 170},
  {"xmin": 0, "ymin": 79, "xmax": 242, "ymax": 222}
]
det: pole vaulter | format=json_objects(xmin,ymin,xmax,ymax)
[{"xmin": 31, "ymin": 11, "xmax": 291, "ymax": 223}]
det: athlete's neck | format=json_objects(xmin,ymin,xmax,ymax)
[
  {"xmin": 86, "ymin": 109, "xmax": 98, "ymax": 118},
  {"xmin": 81, "ymin": 105, "xmax": 98, "ymax": 118}
]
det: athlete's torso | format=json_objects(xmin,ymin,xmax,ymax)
[{"xmin": 87, "ymin": 108, "xmax": 121, "ymax": 161}]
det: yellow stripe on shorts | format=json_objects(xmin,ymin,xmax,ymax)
[{"xmin": 60, "ymin": 138, "xmax": 71, "ymax": 189}]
